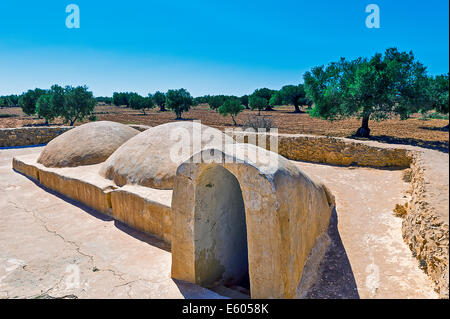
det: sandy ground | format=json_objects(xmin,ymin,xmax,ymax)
[
  {"xmin": 293, "ymin": 162, "xmax": 438, "ymax": 299},
  {"xmin": 0, "ymin": 146, "xmax": 438, "ymax": 299}
]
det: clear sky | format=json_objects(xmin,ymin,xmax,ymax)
[{"xmin": 0, "ymin": 0, "xmax": 448, "ymax": 97}]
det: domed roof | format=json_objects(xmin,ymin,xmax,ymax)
[
  {"xmin": 99, "ymin": 121, "xmax": 235, "ymax": 189},
  {"xmin": 37, "ymin": 121, "xmax": 140, "ymax": 167}
]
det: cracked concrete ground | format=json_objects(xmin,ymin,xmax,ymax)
[
  {"xmin": 0, "ymin": 146, "xmax": 224, "ymax": 299},
  {"xmin": 0, "ymin": 147, "xmax": 439, "ymax": 299}
]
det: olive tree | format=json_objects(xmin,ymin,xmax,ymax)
[
  {"xmin": 208, "ymin": 95, "xmax": 227, "ymax": 110},
  {"xmin": 269, "ymin": 91, "xmax": 283, "ymax": 108},
  {"xmin": 62, "ymin": 86, "xmax": 96, "ymax": 126},
  {"xmin": 35, "ymin": 94, "xmax": 55, "ymax": 125},
  {"xmin": 19, "ymin": 88, "xmax": 46, "ymax": 115},
  {"xmin": 426, "ymin": 73, "xmax": 449, "ymax": 115},
  {"xmin": 218, "ymin": 98, "xmax": 245, "ymax": 125},
  {"xmin": 279, "ymin": 84, "xmax": 311, "ymax": 113},
  {"xmin": 166, "ymin": 88, "xmax": 194, "ymax": 119},
  {"xmin": 252, "ymin": 88, "xmax": 275, "ymax": 111},
  {"xmin": 304, "ymin": 48, "xmax": 430, "ymax": 137},
  {"xmin": 153, "ymin": 91, "xmax": 167, "ymax": 111},
  {"xmin": 240, "ymin": 95, "xmax": 249, "ymax": 109},
  {"xmin": 129, "ymin": 93, "xmax": 154, "ymax": 115},
  {"xmin": 249, "ymin": 95, "xmax": 267, "ymax": 115},
  {"xmin": 112, "ymin": 92, "xmax": 133, "ymax": 107}
]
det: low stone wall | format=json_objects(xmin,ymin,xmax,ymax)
[
  {"xmin": 403, "ymin": 152, "xmax": 449, "ymax": 298},
  {"xmin": 111, "ymin": 186, "xmax": 172, "ymax": 243},
  {"xmin": 0, "ymin": 127, "xmax": 72, "ymax": 147},
  {"xmin": 0, "ymin": 124, "xmax": 150, "ymax": 148},
  {"xmin": 229, "ymin": 132, "xmax": 413, "ymax": 168},
  {"xmin": 12, "ymin": 153, "xmax": 172, "ymax": 244}
]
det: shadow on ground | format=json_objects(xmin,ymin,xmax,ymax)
[
  {"xmin": 349, "ymin": 135, "xmax": 449, "ymax": 153},
  {"xmin": 305, "ymin": 208, "xmax": 360, "ymax": 299},
  {"xmin": 419, "ymin": 125, "xmax": 449, "ymax": 132}
]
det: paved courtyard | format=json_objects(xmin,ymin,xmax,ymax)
[{"xmin": 0, "ymin": 146, "xmax": 437, "ymax": 298}]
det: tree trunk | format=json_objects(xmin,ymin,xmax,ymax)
[
  {"xmin": 160, "ymin": 105, "xmax": 166, "ymax": 112},
  {"xmin": 232, "ymin": 115, "xmax": 237, "ymax": 126},
  {"xmin": 265, "ymin": 105, "xmax": 273, "ymax": 111},
  {"xmin": 355, "ymin": 114, "xmax": 371, "ymax": 137},
  {"xmin": 293, "ymin": 104, "xmax": 301, "ymax": 113}
]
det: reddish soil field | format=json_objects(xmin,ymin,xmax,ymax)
[{"xmin": 1, "ymin": 104, "xmax": 448, "ymax": 152}]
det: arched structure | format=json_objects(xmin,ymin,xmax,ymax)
[{"xmin": 171, "ymin": 143, "xmax": 334, "ymax": 298}]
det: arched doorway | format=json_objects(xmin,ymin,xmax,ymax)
[{"xmin": 193, "ymin": 165, "xmax": 250, "ymax": 293}]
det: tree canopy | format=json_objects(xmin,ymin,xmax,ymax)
[
  {"xmin": 19, "ymin": 88, "xmax": 46, "ymax": 115},
  {"xmin": 36, "ymin": 94, "xmax": 55, "ymax": 124},
  {"xmin": 62, "ymin": 86, "xmax": 96, "ymax": 126},
  {"xmin": 279, "ymin": 84, "xmax": 311, "ymax": 113},
  {"xmin": 240, "ymin": 95, "xmax": 249, "ymax": 109},
  {"xmin": 248, "ymin": 95, "xmax": 267, "ymax": 115},
  {"xmin": 218, "ymin": 98, "xmax": 245, "ymax": 125},
  {"xmin": 208, "ymin": 95, "xmax": 226, "ymax": 110},
  {"xmin": 304, "ymin": 48, "xmax": 433, "ymax": 137},
  {"xmin": 153, "ymin": 91, "xmax": 167, "ymax": 111},
  {"xmin": 129, "ymin": 93, "xmax": 154, "ymax": 115},
  {"xmin": 251, "ymin": 88, "xmax": 275, "ymax": 111},
  {"xmin": 112, "ymin": 92, "xmax": 134, "ymax": 107},
  {"xmin": 425, "ymin": 73, "xmax": 449, "ymax": 115},
  {"xmin": 269, "ymin": 91, "xmax": 283, "ymax": 108},
  {"xmin": 166, "ymin": 88, "xmax": 194, "ymax": 119}
]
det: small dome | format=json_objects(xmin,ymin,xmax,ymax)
[
  {"xmin": 37, "ymin": 121, "xmax": 140, "ymax": 167},
  {"xmin": 99, "ymin": 121, "xmax": 235, "ymax": 189}
]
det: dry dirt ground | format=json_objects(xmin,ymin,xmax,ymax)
[
  {"xmin": 1, "ymin": 105, "xmax": 448, "ymax": 152},
  {"xmin": 0, "ymin": 146, "xmax": 438, "ymax": 299}
]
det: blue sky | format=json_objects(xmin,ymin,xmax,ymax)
[{"xmin": 0, "ymin": 0, "xmax": 448, "ymax": 97}]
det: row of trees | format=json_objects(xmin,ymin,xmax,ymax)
[
  {"xmin": 9, "ymin": 47, "xmax": 446, "ymax": 132},
  {"xmin": 0, "ymin": 94, "xmax": 20, "ymax": 107},
  {"xmin": 196, "ymin": 86, "xmax": 312, "ymax": 115},
  {"xmin": 112, "ymin": 91, "xmax": 168, "ymax": 113},
  {"xmin": 190, "ymin": 48, "xmax": 448, "ymax": 131},
  {"xmin": 189, "ymin": 85, "xmax": 312, "ymax": 124},
  {"xmin": 18, "ymin": 85, "xmax": 96, "ymax": 125},
  {"xmin": 113, "ymin": 89, "xmax": 193, "ymax": 119}
]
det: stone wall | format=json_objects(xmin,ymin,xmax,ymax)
[
  {"xmin": 0, "ymin": 124, "xmax": 150, "ymax": 148},
  {"xmin": 402, "ymin": 152, "xmax": 449, "ymax": 298},
  {"xmin": 229, "ymin": 132, "xmax": 413, "ymax": 168},
  {"xmin": 0, "ymin": 127, "xmax": 72, "ymax": 147}
]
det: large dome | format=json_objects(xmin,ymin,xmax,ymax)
[
  {"xmin": 99, "ymin": 122, "xmax": 235, "ymax": 189},
  {"xmin": 37, "ymin": 121, "xmax": 140, "ymax": 167}
]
